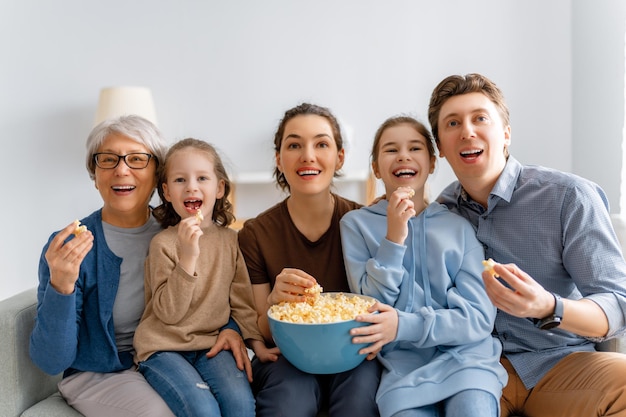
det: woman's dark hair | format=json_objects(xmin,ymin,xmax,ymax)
[
  {"xmin": 153, "ymin": 138, "xmax": 235, "ymax": 228},
  {"xmin": 273, "ymin": 103, "xmax": 344, "ymax": 192}
]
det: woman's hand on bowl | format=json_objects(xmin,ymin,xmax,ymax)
[
  {"xmin": 268, "ymin": 268, "xmax": 318, "ymax": 305},
  {"xmin": 351, "ymin": 302, "xmax": 398, "ymax": 360}
]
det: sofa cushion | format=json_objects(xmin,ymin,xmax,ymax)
[{"xmin": 21, "ymin": 393, "xmax": 83, "ymax": 417}]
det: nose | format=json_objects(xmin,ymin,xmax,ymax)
[
  {"xmin": 301, "ymin": 143, "xmax": 316, "ymax": 162},
  {"xmin": 396, "ymin": 148, "xmax": 411, "ymax": 161},
  {"xmin": 185, "ymin": 179, "xmax": 199, "ymax": 192},
  {"xmin": 113, "ymin": 159, "xmax": 131, "ymax": 175},
  {"xmin": 460, "ymin": 121, "xmax": 476, "ymax": 140}
]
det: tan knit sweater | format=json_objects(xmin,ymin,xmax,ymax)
[{"xmin": 134, "ymin": 223, "xmax": 263, "ymax": 363}]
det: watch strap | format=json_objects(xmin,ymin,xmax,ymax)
[{"xmin": 535, "ymin": 292, "xmax": 563, "ymax": 330}]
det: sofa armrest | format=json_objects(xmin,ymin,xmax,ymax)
[
  {"xmin": 0, "ymin": 288, "xmax": 63, "ymax": 417},
  {"xmin": 596, "ymin": 336, "xmax": 626, "ymax": 354}
]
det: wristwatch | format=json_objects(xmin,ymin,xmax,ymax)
[{"xmin": 534, "ymin": 293, "xmax": 563, "ymax": 330}]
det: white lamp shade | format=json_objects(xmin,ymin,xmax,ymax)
[{"xmin": 94, "ymin": 86, "xmax": 157, "ymax": 126}]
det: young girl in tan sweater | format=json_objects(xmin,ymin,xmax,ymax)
[{"xmin": 134, "ymin": 138, "xmax": 275, "ymax": 417}]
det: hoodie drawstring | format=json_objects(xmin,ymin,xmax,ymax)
[{"xmin": 420, "ymin": 213, "xmax": 432, "ymax": 308}]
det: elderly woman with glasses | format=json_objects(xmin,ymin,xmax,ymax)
[{"xmin": 29, "ymin": 115, "xmax": 249, "ymax": 417}]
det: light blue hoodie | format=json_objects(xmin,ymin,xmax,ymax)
[{"xmin": 340, "ymin": 200, "xmax": 507, "ymax": 416}]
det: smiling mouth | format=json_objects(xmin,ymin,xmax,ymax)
[
  {"xmin": 298, "ymin": 169, "xmax": 321, "ymax": 177},
  {"xmin": 112, "ymin": 185, "xmax": 135, "ymax": 192},
  {"xmin": 393, "ymin": 169, "xmax": 416, "ymax": 178},
  {"xmin": 184, "ymin": 200, "xmax": 202, "ymax": 211},
  {"xmin": 460, "ymin": 149, "xmax": 483, "ymax": 159}
]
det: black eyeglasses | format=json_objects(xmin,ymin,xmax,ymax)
[{"xmin": 93, "ymin": 153, "xmax": 155, "ymax": 170}]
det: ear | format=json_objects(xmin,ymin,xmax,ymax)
[
  {"xmin": 504, "ymin": 124, "xmax": 511, "ymax": 147},
  {"xmin": 275, "ymin": 151, "xmax": 283, "ymax": 173},
  {"xmin": 336, "ymin": 148, "xmax": 345, "ymax": 171},
  {"xmin": 437, "ymin": 142, "xmax": 446, "ymax": 159},
  {"xmin": 216, "ymin": 179, "xmax": 226, "ymax": 200},
  {"xmin": 371, "ymin": 161, "xmax": 381, "ymax": 179},
  {"xmin": 429, "ymin": 155, "xmax": 436, "ymax": 174},
  {"xmin": 162, "ymin": 183, "xmax": 172, "ymax": 202}
]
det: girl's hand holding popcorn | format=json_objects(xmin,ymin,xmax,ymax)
[
  {"xmin": 386, "ymin": 187, "xmax": 416, "ymax": 245},
  {"xmin": 177, "ymin": 214, "xmax": 204, "ymax": 276}
]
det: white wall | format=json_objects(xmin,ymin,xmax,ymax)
[
  {"xmin": 572, "ymin": 0, "xmax": 626, "ymax": 212},
  {"xmin": 0, "ymin": 0, "xmax": 623, "ymax": 301}
]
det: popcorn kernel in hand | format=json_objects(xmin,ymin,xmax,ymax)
[
  {"xmin": 482, "ymin": 258, "xmax": 499, "ymax": 277},
  {"xmin": 304, "ymin": 283, "xmax": 323, "ymax": 296},
  {"xmin": 73, "ymin": 220, "xmax": 87, "ymax": 236}
]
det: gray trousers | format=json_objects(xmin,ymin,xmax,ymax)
[{"xmin": 58, "ymin": 366, "xmax": 176, "ymax": 417}]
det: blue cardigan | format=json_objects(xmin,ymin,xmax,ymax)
[
  {"xmin": 30, "ymin": 209, "xmax": 240, "ymax": 376},
  {"xmin": 30, "ymin": 210, "xmax": 129, "ymax": 376}
]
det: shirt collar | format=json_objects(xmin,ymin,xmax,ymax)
[
  {"xmin": 459, "ymin": 156, "xmax": 522, "ymax": 207},
  {"xmin": 490, "ymin": 156, "xmax": 521, "ymax": 203}
]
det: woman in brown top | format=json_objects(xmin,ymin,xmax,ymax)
[{"xmin": 238, "ymin": 103, "xmax": 381, "ymax": 417}]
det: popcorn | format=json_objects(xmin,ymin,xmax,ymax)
[
  {"xmin": 72, "ymin": 220, "xmax": 87, "ymax": 236},
  {"xmin": 196, "ymin": 209, "xmax": 204, "ymax": 222},
  {"xmin": 482, "ymin": 258, "xmax": 499, "ymax": 277},
  {"xmin": 269, "ymin": 292, "xmax": 375, "ymax": 324},
  {"xmin": 304, "ymin": 283, "xmax": 323, "ymax": 296}
]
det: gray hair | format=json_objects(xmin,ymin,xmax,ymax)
[{"xmin": 85, "ymin": 115, "xmax": 168, "ymax": 180}]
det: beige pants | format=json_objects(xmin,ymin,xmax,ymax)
[
  {"xmin": 501, "ymin": 352, "xmax": 626, "ymax": 417},
  {"xmin": 58, "ymin": 366, "xmax": 175, "ymax": 417}
]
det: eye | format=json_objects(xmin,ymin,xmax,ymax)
[
  {"xmin": 198, "ymin": 176, "xmax": 209, "ymax": 182},
  {"xmin": 317, "ymin": 141, "xmax": 330, "ymax": 149},
  {"xmin": 476, "ymin": 115, "xmax": 489, "ymax": 123},
  {"xmin": 173, "ymin": 177, "xmax": 185, "ymax": 183},
  {"xmin": 447, "ymin": 120, "xmax": 459, "ymax": 128},
  {"xmin": 286, "ymin": 142, "xmax": 300, "ymax": 149},
  {"xmin": 100, "ymin": 154, "xmax": 117, "ymax": 163}
]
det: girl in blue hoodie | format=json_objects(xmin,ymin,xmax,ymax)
[{"xmin": 340, "ymin": 116, "xmax": 507, "ymax": 417}]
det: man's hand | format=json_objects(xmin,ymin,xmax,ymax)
[{"xmin": 482, "ymin": 262, "xmax": 554, "ymax": 319}]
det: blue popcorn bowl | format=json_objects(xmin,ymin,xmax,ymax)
[{"xmin": 267, "ymin": 293, "xmax": 375, "ymax": 374}]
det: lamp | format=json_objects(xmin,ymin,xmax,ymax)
[{"xmin": 94, "ymin": 86, "xmax": 157, "ymax": 126}]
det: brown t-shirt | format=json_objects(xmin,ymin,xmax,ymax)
[{"xmin": 238, "ymin": 194, "xmax": 362, "ymax": 292}]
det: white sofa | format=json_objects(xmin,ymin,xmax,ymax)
[{"xmin": 2, "ymin": 214, "xmax": 626, "ymax": 416}]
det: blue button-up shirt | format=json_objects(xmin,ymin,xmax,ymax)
[{"xmin": 438, "ymin": 156, "xmax": 626, "ymax": 389}]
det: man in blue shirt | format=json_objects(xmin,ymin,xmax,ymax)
[{"xmin": 430, "ymin": 73, "xmax": 626, "ymax": 417}]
